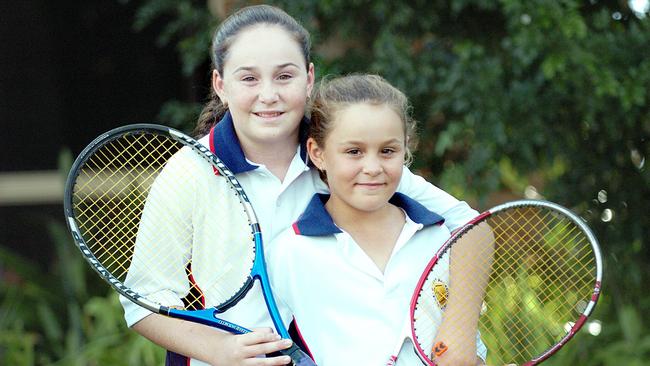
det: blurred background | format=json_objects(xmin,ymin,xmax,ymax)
[{"xmin": 1, "ymin": 0, "xmax": 648, "ymax": 364}]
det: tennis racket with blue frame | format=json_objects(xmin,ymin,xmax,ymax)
[{"xmin": 63, "ymin": 124, "xmax": 315, "ymax": 365}]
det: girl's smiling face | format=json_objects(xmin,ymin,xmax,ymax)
[
  {"xmin": 212, "ymin": 25, "xmax": 314, "ymax": 148},
  {"xmin": 309, "ymin": 102, "xmax": 406, "ymax": 215}
]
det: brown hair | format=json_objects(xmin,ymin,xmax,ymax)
[
  {"xmin": 194, "ymin": 5, "xmax": 311, "ymax": 137},
  {"xmin": 309, "ymin": 74, "xmax": 419, "ymax": 170}
]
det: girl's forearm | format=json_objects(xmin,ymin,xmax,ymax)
[{"xmin": 132, "ymin": 313, "xmax": 230, "ymax": 364}]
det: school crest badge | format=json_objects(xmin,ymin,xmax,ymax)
[{"xmin": 432, "ymin": 280, "xmax": 449, "ymax": 309}]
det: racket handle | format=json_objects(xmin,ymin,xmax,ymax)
[{"xmin": 283, "ymin": 343, "xmax": 317, "ymax": 366}]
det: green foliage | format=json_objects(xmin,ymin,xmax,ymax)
[
  {"xmin": 157, "ymin": 99, "xmax": 204, "ymax": 130},
  {"xmin": 0, "ymin": 222, "xmax": 165, "ymax": 365},
  {"xmin": 0, "ymin": 153, "xmax": 165, "ymax": 365}
]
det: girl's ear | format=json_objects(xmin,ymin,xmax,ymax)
[
  {"xmin": 307, "ymin": 137, "xmax": 325, "ymax": 171},
  {"xmin": 212, "ymin": 70, "xmax": 227, "ymax": 105},
  {"xmin": 306, "ymin": 62, "xmax": 315, "ymax": 97}
]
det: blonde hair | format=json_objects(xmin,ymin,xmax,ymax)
[{"xmin": 309, "ymin": 74, "xmax": 418, "ymax": 167}]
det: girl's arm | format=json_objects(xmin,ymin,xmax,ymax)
[
  {"xmin": 397, "ymin": 166, "xmax": 490, "ymax": 366},
  {"xmin": 132, "ymin": 314, "xmax": 294, "ymax": 366},
  {"xmin": 431, "ymin": 222, "xmax": 494, "ymax": 366}
]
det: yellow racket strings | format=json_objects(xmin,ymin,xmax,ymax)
[
  {"xmin": 481, "ymin": 207, "xmax": 595, "ymax": 364},
  {"xmin": 72, "ymin": 132, "xmax": 254, "ymax": 310},
  {"xmin": 413, "ymin": 205, "xmax": 596, "ymax": 365}
]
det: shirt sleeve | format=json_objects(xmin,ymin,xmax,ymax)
[
  {"xmin": 121, "ymin": 295, "xmax": 155, "ymax": 327},
  {"xmin": 120, "ymin": 148, "xmax": 195, "ymax": 327},
  {"xmin": 396, "ymin": 166, "xmax": 477, "ymax": 232}
]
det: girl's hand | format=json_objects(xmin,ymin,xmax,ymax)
[{"xmin": 211, "ymin": 328, "xmax": 294, "ymax": 366}]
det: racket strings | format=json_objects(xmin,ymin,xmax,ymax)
[
  {"xmin": 476, "ymin": 209, "xmax": 590, "ymax": 358},
  {"xmin": 75, "ymin": 135, "xmax": 161, "ymax": 228},
  {"xmin": 130, "ymin": 143, "xmax": 252, "ymax": 309},
  {"xmin": 79, "ymin": 135, "xmax": 175, "ymax": 276},
  {"xmin": 503, "ymin": 211, "xmax": 593, "ymax": 317},
  {"xmin": 71, "ymin": 131, "xmax": 255, "ymax": 311},
  {"xmin": 480, "ymin": 208, "xmax": 595, "ymax": 362},
  {"xmin": 75, "ymin": 142, "xmax": 151, "ymax": 276},
  {"xmin": 412, "ymin": 205, "xmax": 597, "ymax": 365}
]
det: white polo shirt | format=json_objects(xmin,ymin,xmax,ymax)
[
  {"xmin": 120, "ymin": 112, "xmax": 478, "ymax": 365},
  {"xmin": 269, "ymin": 193, "xmax": 485, "ymax": 365}
]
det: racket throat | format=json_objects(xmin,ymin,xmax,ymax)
[{"xmin": 216, "ymin": 277, "xmax": 255, "ymax": 313}]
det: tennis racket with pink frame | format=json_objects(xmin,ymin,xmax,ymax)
[{"xmin": 388, "ymin": 200, "xmax": 603, "ymax": 366}]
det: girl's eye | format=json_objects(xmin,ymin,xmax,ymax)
[
  {"xmin": 277, "ymin": 73, "xmax": 293, "ymax": 81},
  {"xmin": 382, "ymin": 148, "xmax": 396, "ymax": 155},
  {"xmin": 346, "ymin": 149, "xmax": 361, "ymax": 156},
  {"xmin": 241, "ymin": 76, "xmax": 256, "ymax": 82}
]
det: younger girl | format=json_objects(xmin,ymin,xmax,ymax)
[{"xmin": 268, "ymin": 74, "xmax": 488, "ymax": 366}]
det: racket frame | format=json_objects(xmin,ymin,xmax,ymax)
[
  {"xmin": 63, "ymin": 124, "xmax": 294, "ymax": 338},
  {"xmin": 408, "ymin": 199, "xmax": 603, "ymax": 366}
]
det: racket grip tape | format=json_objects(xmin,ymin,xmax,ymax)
[{"xmin": 279, "ymin": 343, "xmax": 317, "ymax": 366}]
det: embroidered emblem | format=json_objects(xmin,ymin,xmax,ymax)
[{"xmin": 432, "ymin": 280, "xmax": 449, "ymax": 309}]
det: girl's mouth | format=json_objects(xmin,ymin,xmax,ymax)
[{"xmin": 254, "ymin": 111, "xmax": 283, "ymax": 118}]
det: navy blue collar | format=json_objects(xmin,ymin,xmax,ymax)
[
  {"xmin": 209, "ymin": 111, "xmax": 310, "ymax": 174},
  {"xmin": 292, "ymin": 192, "xmax": 445, "ymax": 237}
]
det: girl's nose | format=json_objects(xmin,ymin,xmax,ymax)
[
  {"xmin": 259, "ymin": 81, "xmax": 279, "ymax": 103},
  {"xmin": 362, "ymin": 157, "xmax": 383, "ymax": 175}
]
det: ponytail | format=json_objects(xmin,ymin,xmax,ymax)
[{"xmin": 194, "ymin": 91, "xmax": 227, "ymax": 137}]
